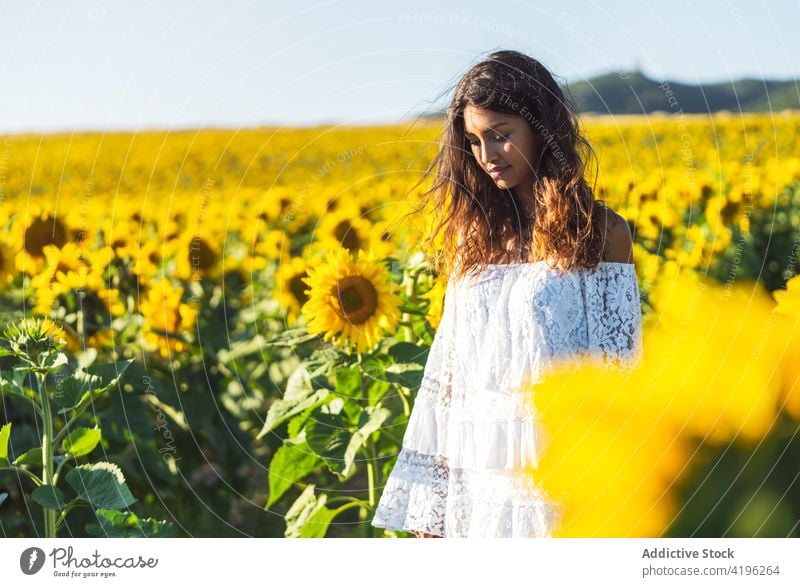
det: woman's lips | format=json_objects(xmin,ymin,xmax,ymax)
[{"xmin": 489, "ymin": 166, "xmax": 509, "ymax": 178}]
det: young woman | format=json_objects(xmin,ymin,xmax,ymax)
[{"xmin": 371, "ymin": 50, "xmax": 643, "ymax": 538}]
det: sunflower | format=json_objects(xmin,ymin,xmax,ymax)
[
  {"xmin": 12, "ymin": 205, "xmax": 72, "ymax": 275},
  {"xmin": 301, "ymin": 248, "xmax": 402, "ymax": 355},
  {"xmin": 138, "ymin": 278, "xmax": 198, "ymax": 359},
  {"xmin": 527, "ymin": 358, "xmax": 689, "ymax": 537},
  {"xmin": 2, "ymin": 316, "xmax": 68, "ymax": 356},
  {"xmin": 30, "ymin": 245, "xmax": 125, "ymax": 352},
  {"xmin": 527, "ymin": 267, "xmax": 785, "ymax": 536},
  {"xmin": 124, "ymin": 238, "xmax": 162, "ymax": 282},
  {"xmin": 174, "ymin": 232, "xmax": 224, "ymax": 282},
  {"xmin": 274, "ymin": 255, "xmax": 312, "ymax": 324},
  {"xmin": 773, "ymin": 274, "xmax": 800, "ymax": 315},
  {"xmin": 631, "ymin": 242, "xmax": 661, "ymax": 296},
  {"xmin": 31, "ymin": 244, "xmax": 118, "ymax": 315},
  {"xmin": 772, "ymin": 274, "xmax": 800, "ymax": 419},
  {"xmin": 366, "ymin": 216, "xmax": 402, "ymax": 259},
  {"xmin": 635, "ymin": 199, "xmax": 678, "ymax": 242},
  {"xmin": 0, "ymin": 238, "xmax": 17, "ymax": 287},
  {"xmin": 259, "ymin": 186, "xmax": 296, "ymax": 225},
  {"xmin": 316, "ymin": 209, "xmax": 375, "ymax": 255},
  {"xmin": 421, "ymin": 274, "xmax": 446, "ymax": 330},
  {"xmin": 253, "ymin": 229, "xmax": 290, "ymax": 266}
]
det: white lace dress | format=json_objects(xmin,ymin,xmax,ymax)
[{"xmin": 371, "ymin": 260, "xmax": 644, "ymax": 538}]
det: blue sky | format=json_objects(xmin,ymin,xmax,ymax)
[{"xmin": 0, "ymin": 0, "xmax": 796, "ymax": 133}]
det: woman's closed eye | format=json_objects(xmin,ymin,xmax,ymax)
[{"xmin": 468, "ymin": 134, "xmax": 508, "ymax": 147}]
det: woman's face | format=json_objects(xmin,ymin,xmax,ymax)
[{"xmin": 463, "ymin": 104, "xmax": 539, "ymax": 202}]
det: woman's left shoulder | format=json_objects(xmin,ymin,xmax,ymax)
[{"xmin": 598, "ymin": 207, "xmax": 634, "ymax": 264}]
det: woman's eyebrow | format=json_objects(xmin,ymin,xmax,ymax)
[{"xmin": 465, "ymin": 121, "xmax": 512, "ymax": 136}]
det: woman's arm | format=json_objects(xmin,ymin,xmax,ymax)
[{"xmin": 414, "ymin": 530, "xmax": 443, "ymax": 538}]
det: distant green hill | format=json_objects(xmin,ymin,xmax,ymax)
[
  {"xmin": 419, "ymin": 70, "xmax": 799, "ymax": 118},
  {"xmin": 566, "ymin": 70, "xmax": 799, "ymax": 114}
]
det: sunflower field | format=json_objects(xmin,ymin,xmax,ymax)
[{"xmin": 1, "ymin": 111, "xmax": 800, "ymax": 538}]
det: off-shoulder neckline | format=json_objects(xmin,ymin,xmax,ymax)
[{"xmin": 482, "ymin": 260, "xmax": 635, "ymax": 268}]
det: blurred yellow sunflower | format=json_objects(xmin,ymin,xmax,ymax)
[
  {"xmin": 631, "ymin": 242, "xmax": 661, "ymax": 294},
  {"xmin": 301, "ymin": 248, "xmax": 402, "ymax": 355},
  {"xmin": 316, "ymin": 210, "xmax": 375, "ymax": 255},
  {"xmin": 524, "ymin": 265, "xmax": 795, "ymax": 537},
  {"xmin": 527, "ymin": 358, "xmax": 689, "ymax": 537},
  {"xmin": 274, "ymin": 256, "xmax": 311, "ymax": 324},
  {"xmin": 174, "ymin": 232, "xmax": 224, "ymax": 281},
  {"xmin": 138, "ymin": 278, "xmax": 198, "ymax": 359},
  {"xmin": 0, "ymin": 238, "xmax": 17, "ymax": 287},
  {"xmin": 772, "ymin": 274, "xmax": 800, "ymax": 419},
  {"xmin": 128, "ymin": 238, "xmax": 163, "ymax": 281},
  {"xmin": 13, "ymin": 206, "xmax": 72, "ymax": 275},
  {"xmin": 259, "ymin": 186, "xmax": 295, "ymax": 225},
  {"xmin": 366, "ymin": 217, "xmax": 402, "ymax": 260},
  {"xmin": 773, "ymin": 273, "xmax": 800, "ymax": 314},
  {"xmin": 31, "ymin": 244, "xmax": 123, "ymax": 317},
  {"xmin": 252, "ymin": 229, "xmax": 289, "ymax": 268},
  {"xmin": 421, "ymin": 274, "xmax": 446, "ymax": 330}
]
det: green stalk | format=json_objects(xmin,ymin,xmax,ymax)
[
  {"xmin": 53, "ymin": 455, "xmax": 69, "ymax": 485},
  {"xmin": 356, "ymin": 352, "xmax": 376, "ymax": 510},
  {"xmin": 6, "ymin": 465, "xmax": 42, "ymax": 486},
  {"xmin": 332, "ymin": 501, "xmax": 362, "ymax": 517},
  {"xmin": 366, "ymin": 445, "xmax": 376, "ymax": 508},
  {"xmin": 76, "ymin": 292, "xmax": 85, "ymax": 350},
  {"xmin": 326, "ymin": 496, "xmax": 371, "ymax": 508},
  {"xmin": 356, "ymin": 351, "xmax": 381, "ymax": 537},
  {"xmin": 402, "ymin": 272, "xmax": 416, "ymax": 342},
  {"xmin": 37, "ymin": 372, "xmax": 57, "ymax": 538},
  {"xmin": 366, "ymin": 438, "xmax": 383, "ymax": 538},
  {"xmin": 397, "ymin": 387, "xmax": 411, "ymax": 418},
  {"xmin": 55, "ymin": 502, "xmax": 81, "ymax": 531}
]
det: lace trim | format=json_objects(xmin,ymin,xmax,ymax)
[
  {"xmin": 371, "ymin": 448, "xmax": 563, "ymax": 537},
  {"xmin": 372, "ymin": 449, "xmax": 448, "ymax": 537}
]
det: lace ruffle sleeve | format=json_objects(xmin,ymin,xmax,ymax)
[{"xmin": 583, "ymin": 262, "xmax": 644, "ymax": 371}]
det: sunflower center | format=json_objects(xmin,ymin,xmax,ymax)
[
  {"xmin": 25, "ymin": 216, "xmax": 69, "ymax": 257},
  {"xmin": 55, "ymin": 261, "xmax": 71, "ymax": 275},
  {"xmin": 720, "ymin": 200, "xmax": 741, "ymax": 222},
  {"xmin": 289, "ymin": 273, "xmax": 309, "ymax": 306},
  {"xmin": 333, "ymin": 220, "xmax": 363, "ymax": 252},
  {"xmin": 334, "ymin": 275, "xmax": 377, "ymax": 325},
  {"xmin": 189, "ymin": 237, "xmax": 218, "ymax": 269}
]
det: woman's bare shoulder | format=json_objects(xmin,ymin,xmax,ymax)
[{"xmin": 598, "ymin": 206, "xmax": 634, "ymax": 264}]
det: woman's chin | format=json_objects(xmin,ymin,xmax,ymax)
[{"xmin": 492, "ymin": 177, "xmax": 515, "ymax": 188}]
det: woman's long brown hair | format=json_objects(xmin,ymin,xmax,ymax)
[{"xmin": 403, "ymin": 49, "xmax": 613, "ymax": 282}]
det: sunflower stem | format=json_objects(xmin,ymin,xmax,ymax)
[
  {"xmin": 76, "ymin": 290, "xmax": 85, "ymax": 351},
  {"xmin": 365, "ymin": 435, "xmax": 382, "ymax": 537},
  {"xmin": 3, "ymin": 465, "xmax": 42, "ymax": 486},
  {"xmin": 402, "ymin": 271, "xmax": 416, "ymax": 342},
  {"xmin": 356, "ymin": 350, "xmax": 380, "ymax": 536},
  {"xmin": 36, "ymin": 371, "xmax": 57, "ymax": 538}
]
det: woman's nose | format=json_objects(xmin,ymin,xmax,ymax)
[{"xmin": 479, "ymin": 142, "xmax": 499, "ymax": 166}]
